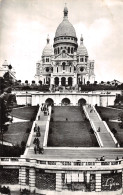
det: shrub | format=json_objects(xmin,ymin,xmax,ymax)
[
  {"xmin": 21, "ymin": 188, "xmax": 30, "ymax": 195},
  {"xmin": 0, "ymin": 186, "xmax": 10, "ymax": 194},
  {"xmin": 50, "ymin": 117, "xmax": 53, "ymax": 122},
  {"xmin": 119, "ymin": 122, "xmax": 123, "ymax": 129},
  {"xmin": 111, "ymin": 128, "xmax": 117, "ymax": 134},
  {"xmin": 26, "ymin": 128, "xmax": 31, "ymax": 133}
]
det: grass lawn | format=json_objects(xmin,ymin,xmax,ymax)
[
  {"xmin": 96, "ymin": 106, "xmax": 122, "ymax": 120},
  {"xmin": 11, "ymin": 106, "xmax": 37, "ymax": 120},
  {"xmin": 107, "ymin": 122, "xmax": 123, "ymax": 147},
  {"xmin": 96, "ymin": 106, "xmax": 123, "ymax": 147},
  {"xmin": 48, "ymin": 106, "xmax": 99, "ymax": 147},
  {"xmin": 0, "ymin": 122, "xmax": 32, "ymax": 146}
]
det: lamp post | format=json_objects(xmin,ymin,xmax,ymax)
[
  {"xmin": 106, "ymin": 91, "xmax": 109, "ymax": 107},
  {"xmin": 26, "ymin": 91, "xmax": 28, "ymax": 105}
]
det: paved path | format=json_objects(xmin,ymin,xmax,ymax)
[
  {"xmin": 84, "ymin": 105, "xmax": 116, "ymax": 147},
  {"xmin": 25, "ymin": 106, "xmax": 50, "ymax": 157}
]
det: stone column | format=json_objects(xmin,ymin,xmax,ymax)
[
  {"xmin": 95, "ymin": 173, "xmax": 101, "ymax": 192},
  {"xmin": 59, "ymin": 77, "xmax": 61, "ymax": 86},
  {"xmin": 66, "ymin": 77, "xmax": 68, "ymax": 85},
  {"xmin": 19, "ymin": 167, "xmax": 26, "ymax": 190},
  {"xmin": 56, "ymin": 172, "xmax": 62, "ymax": 192},
  {"xmin": 86, "ymin": 172, "xmax": 90, "ymax": 183},
  {"xmin": 29, "ymin": 167, "xmax": 36, "ymax": 193}
]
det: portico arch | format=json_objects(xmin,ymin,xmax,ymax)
[
  {"xmin": 78, "ymin": 98, "xmax": 86, "ymax": 106},
  {"xmin": 54, "ymin": 77, "xmax": 59, "ymax": 86},
  {"xmin": 45, "ymin": 98, "xmax": 54, "ymax": 106},
  {"xmin": 68, "ymin": 77, "xmax": 72, "ymax": 86},
  {"xmin": 61, "ymin": 98, "xmax": 70, "ymax": 105},
  {"xmin": 61, "ymin": 77, "xmax": 66, "ymax": 86}
]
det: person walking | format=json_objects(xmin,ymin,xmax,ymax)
[{"xmin": 34, "ymin": 145, "xmax": 37, "ymax": 154}]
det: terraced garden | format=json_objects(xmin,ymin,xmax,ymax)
[
  {"xmin": 48, "ymin": 106, "xmax": 99, "ymax": 147},
  {"xmin": 11, "ymin": 106, "xmax": 37, "ymax": 120},
  {"xmin": 0, "ymin": 106, "xmax": 38, "ymax": 156}
]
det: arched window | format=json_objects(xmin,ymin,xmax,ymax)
[
  {"xmin": 46, "ymin": 58, "xmax": 49, "ymax": 62},
  {"xmin": 62, "ymin": 62, "xmax": 65, "ymax": 70},
  {"xmin": 57, "ymin": 67, "xmax": 58, "ymax": 73},
  {"xmin": 68, "ymin": 47, "xmax": 70, "ymax": 53},
  {"xmin": 70, "ymin": 67, "xmax": 71, "ymax": 72},
  {"xmin": 46, "ymin": 67, "xmax": 49, "ymax": 72},
  {"xmin": 80, "ymin": 58, "xmax": 83, "ymax": 62},
  {"xmin": 71, "ymin": 47, "xmax": 73, "ymax": 54}
]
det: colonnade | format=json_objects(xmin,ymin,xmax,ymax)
[{"xmin": 19, "ymin": 167, "xmax": 122, "ymax": 193}]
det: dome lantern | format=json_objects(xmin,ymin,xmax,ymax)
[
  {"xmin": 64, "ymin": 4, "xmax": 68, "ymax": 19},
  {"xmin": 80, "ymin": 34, "xmax": 83, "ymax": 45}
]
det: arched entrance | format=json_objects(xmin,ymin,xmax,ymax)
[
  {"xmin": 68, "ymin": 77, "xmax": 72, "ymax": 86},
  {"xmin": 54, "ymin": 77, "xmax": 59, "ymax": 86},
  {"xmin": 61, "ymin": 98, "xmax": 70, "ymax": 105},
  {"xmin": 45, "ymin": 98, "xmax": 54, "ymax": 106},
  {"xmin": 78, "ymin": 98, "xmax": 86, "ymax": 106},
  {"xmin": 61, "ymin": 77, "xmax": 66, "ymax": 86}
]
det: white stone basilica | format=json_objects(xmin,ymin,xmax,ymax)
[{"xmin": 35, "ymin": 6, "xmax": 95, "ymax": 86}]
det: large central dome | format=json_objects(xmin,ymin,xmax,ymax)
[{"xmin": 55, "ymin": 6, "xmax": 76, "ymax": 38}]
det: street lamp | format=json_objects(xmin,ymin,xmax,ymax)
[
  {"xmin": 106, "ymin": 91, "xmax": 109, "ymax": 107},
  {"xmin": 26, "ymin": 91, "xmax": 27, "ymax": 105}
]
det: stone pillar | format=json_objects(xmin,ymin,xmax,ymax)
[
  {"xmin": 29, "ymin": 168, "xmax": 36, "ymax": 193},
  {"xmin": 56, "ymin": 172, "xmax": 62, "ymax": 192},
  {"xmin": 19, "ymin": 167, "xmax": 26, "ymax": 190},
  {"xmin": 19, "ymin": 168, "xmax": 22, "ymax": 186},
  {"xmin": 59, "ymin": 77, "xmax": 61, "ymax": 86},
  {"xmin": 66, "ymin": 77, "xmax": 68, "ymax": 85},
  {"xmin": 86, "ymin": 172, "xmax": 90, "ymax": 183},
  {"xmin": 95, "ymin": 173, "xmax": 101, "ymax": 192}
]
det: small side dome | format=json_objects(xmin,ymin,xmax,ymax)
[
  {"xmin": 77, "ymin": 35, "xmax": 88, "ymax": 56},
  {"xmin": 42, "ymin": 36, "xmax": 54, "ymax": 57},
  {"xmin": 2, "ymin": 60, "xmax": 9, "ymax": 66}
]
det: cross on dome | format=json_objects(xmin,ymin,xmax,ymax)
[
  {"xmin": 47, "ymin": 35, "xmax": 50, "ymax": 44},
  {"xmin": 80, "ymin": 34, "xmax": 83, "ymax": 44},
  {"xmin": 64, "ymin": 3, "xmax": 68, "ymax": 18}
]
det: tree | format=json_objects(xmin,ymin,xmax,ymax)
[
  {"xmin": 101, "ymin": 81, "xmax": 104, "ymax": 85},
  {"xmin": 94, "ymin": 81, "xmax": 98, "ymax": 85},
  {"xmin": 0, "ymin": 78, "xmax": 16, "ymax": 156},
  {"xmin": 32, "ymin": 80, "xmax": 35, "ymax": 84},
  {"xmin": 39, "ymin": 80, "xmax": 42, "ymax": 85},
  {"xmin": 86, "ymin": 81, "xmax": 90, "ymax": 85},
  {"xmin": 25, "ymin": 80, "xmax": 28, "ymax": 84},
  {"xmin": 8, "ymin": 64, "xmax": 12, "ymax": 70},
  {"xmin": 107, "ymin": 81, "xmax": 110, "ymax": 85},
  {"xmin": 119, "ymin": 112, "xmax": 123, "ymax": 123}
]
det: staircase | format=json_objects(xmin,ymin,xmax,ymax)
[{"xmin": 84, "ymin": 105, "xmax": 116, "ymax": 148}]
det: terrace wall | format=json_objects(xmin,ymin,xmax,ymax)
[
  {"xmin": 15, "ymin": 91, "xmax": 117, "ymax": 107},
  {"xmin": 0, "ymin": 158, "xmax": 123, "ymax": 194}
]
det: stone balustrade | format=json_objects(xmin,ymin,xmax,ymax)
[{"xmin": 0, "ymin": 157, "xmax": 122, "ymax": 170}]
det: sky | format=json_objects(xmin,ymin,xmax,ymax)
[{"xmin": 0, "ymin": 0, "xmax": 123, "ymax": 83}]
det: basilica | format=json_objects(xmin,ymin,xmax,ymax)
[{"xmin": 35, "ymin": 6, "xmax": 95, "ymax": 86}]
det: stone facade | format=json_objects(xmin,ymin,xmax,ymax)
[{"xmin": 35, "ymin": 6, "xmax": 95, "ymax": 86}]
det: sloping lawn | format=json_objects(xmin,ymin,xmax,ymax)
[
  {"xmin": 96, "ymin": 106, "xmax": 122, "ymax": 120},
  {"xmin": 0, "ymin": 122, "xmax": 32, "ymax": 146},
  {"xmin": 107, "ymin": 122, "xmax": 123, "ymax": 147},
  {"xmin": 11, "ymin": 106, "xmax": 37, "ymax": 120},
  {"xmin": 96, "ymin": 106, "xmax": 123, "ymax": 147}
]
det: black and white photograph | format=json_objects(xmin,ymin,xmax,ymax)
[{"xmin": 0, "ymin": 0, "xmax": 123, "ymax": 194}]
